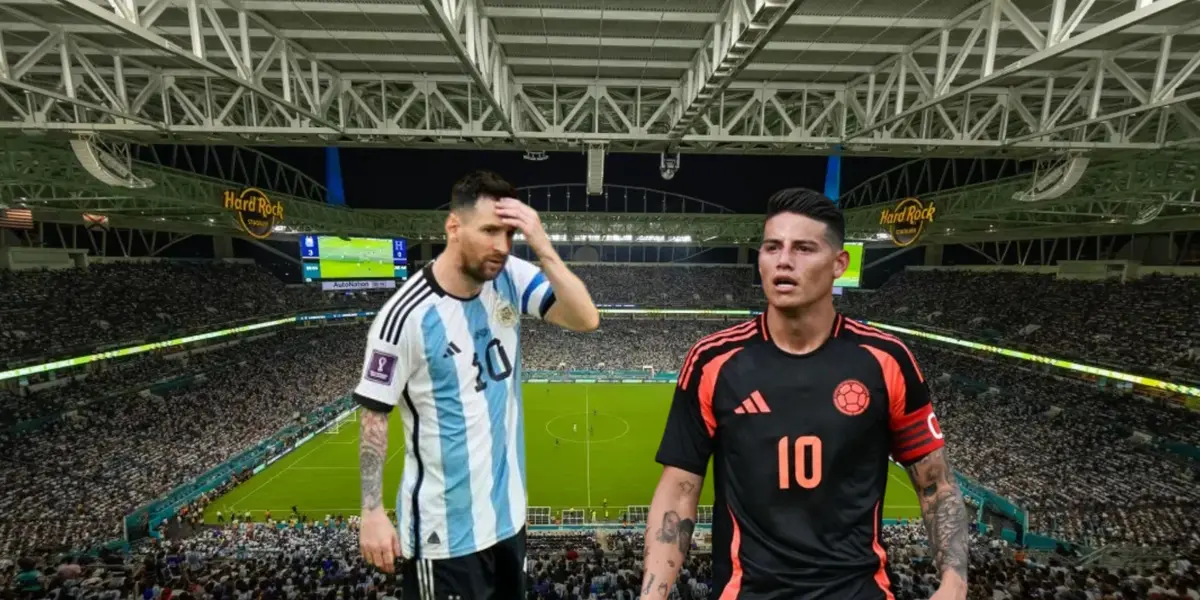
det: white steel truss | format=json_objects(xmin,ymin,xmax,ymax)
[
  {"xmin": 668, "ymin": 0, "xmax": 801, "ymax": 142},
  {"xmin": 0, "ymin": 0, "xmax": 1196, "ymax": 155},
  {"xmin": 419, "ymin": 0, "xmax": 517, "ymax": 138},
  {"xmin": 841, "ymin": 0, "xmax": 1200, "ymax": 149}
]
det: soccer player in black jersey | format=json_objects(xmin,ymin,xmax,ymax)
[{"xmin": 640, "ymin": 189, "xmax": 969, "ymax": 600}]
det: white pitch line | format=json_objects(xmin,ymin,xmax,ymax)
[
  {"xmin": 585, "ymin": 386, "xmax": 592, "ymax": 509},
  {"xmin": 888, "ymin": 469, "xmax": 917, "ymax": 494},
  {"xmin": 232, "ymin": 433, "xmax": 337, "ymax": 512}
]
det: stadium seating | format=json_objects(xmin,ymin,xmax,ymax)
[
  {"xmin": 0, "ymin": 262, "xmax": 335, "ymax": 364},
  {"xmin": 841, "ymin": 269, "xmax": 1200, "ymax": 382},
  {"xmin": 5, "ymin": 260, "xmax": 1200, "ymax": 599},
  {"xmin": 4, "ymin": 314, "xmax": 1198, "ymax": 559},
  {"xmin": 0, "ymin": 325, "xmax": 367, "ymax": 558},
  {"xmin": 4, "ymin": 520, "xmax": 1197, "ymax": 600}
]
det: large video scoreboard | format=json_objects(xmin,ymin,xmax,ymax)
[{"xmin": 300, "ymin": 235, "xmax": 407, "ymax": 285}]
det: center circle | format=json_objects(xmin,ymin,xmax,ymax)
[{"xmin": 545, "ymin": 413, "xmax": 630, "ymax": 444}]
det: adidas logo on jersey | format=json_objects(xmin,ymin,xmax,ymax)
[
  {"xmin": 427, "ymin": 532, "xmax": 441, "ymax": 545},
  {"xmin": 442, "ymin": 342, "xmax": 461, "ymax": 359},
  {"xmin": 733, "ymin": 391, "xmax": 771, "ymax": 414}
]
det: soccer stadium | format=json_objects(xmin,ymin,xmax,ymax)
[{"xmin": 2, "ymin": 0, "xmax": 1200, "ymax": 598}]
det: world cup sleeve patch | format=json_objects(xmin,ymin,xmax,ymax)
[{"xmin": 365, "ymin": 350, "xmax": 398, "ymax": 385}]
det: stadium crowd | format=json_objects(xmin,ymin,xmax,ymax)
[
  {"xmin": 0, "ymin": 325, "xmax": 368, "ymax": 558},
  {"xmin": 567, "ymin": 265, "xmax": 760, "ymax": 309},
  {"xmin": 4, "ymin": 518, "xmax": 1198, "ymax": 600},
  {"xmin": 842, "ymin": 269, "xmax": 1200, "ymax": 381},
  {"xmin": 0, "ymin": 262, "xmax": 332, "ymax": 364},
  {"xmin": 4, "ymin": 314, "xmax": 1198, "ymax": 557},
  {"xmin": 3, "ymin": 260, "xmax": 1200, "ymax": 599}
]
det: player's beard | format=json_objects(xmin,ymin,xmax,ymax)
[{"xmin": 461, "ymin": 252, "xmax": 508, "ymax": 283}]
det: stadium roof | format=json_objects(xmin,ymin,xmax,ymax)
[
  {"xmin": 5, "ymin": 137, "xmax": 1198, "ymax": 248},
  {"xmin": 0, "ymin": 0, "xmax": 1198, "ymax": 156}
]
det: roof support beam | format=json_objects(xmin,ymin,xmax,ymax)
[
  {"xmin": 419, "ymin": 0, "xmax": 518, "ymax": 138},
  {"xmin": 667, "ymin": 0, "xmax": 802, "ymax": 142},
  {"xmin": 48, "ymin": 0, "xmax": 344, "ymax": 132},
  {"xmin": 842, "ymin": 0, "xmax": 1194, "ymax": 142}
]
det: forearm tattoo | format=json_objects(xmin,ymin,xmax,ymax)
[
  {"xmin": 906, "ymin": 449, "xmax": 969, "ymax": 584},
  {"xmin": 359, "ymin": 409, "xmax": 389, "ymax": 511},
  {"xmin": 641, "ymin": 478, "xmax": 702, "ymax": 600}
]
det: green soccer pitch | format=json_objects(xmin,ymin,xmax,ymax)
[{"xmin": 205, "ymin": 383, "xmax": 921, "ymax": 523}]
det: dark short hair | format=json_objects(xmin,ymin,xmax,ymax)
[
  {"xmin": 450, "ymin": 170, "xmax": 518, "ymax": 211},
  {"xmin": 765, "ymin": 187, "xmax": 845, "ymax": 248}
]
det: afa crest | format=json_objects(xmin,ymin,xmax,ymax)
[{"xmin": 496, "ymin": 301, "xmax": 519, "ymax": 328}]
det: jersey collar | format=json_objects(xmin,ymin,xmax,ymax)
[{"xmin": 423, "ymin": 261, "xmax": 481, "ymax": 302}]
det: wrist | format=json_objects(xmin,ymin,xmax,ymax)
[
  {"xmin": 939, "ymin": 570, "xmax": 967, "ymax": 596},
  {"xmin": 527, "ymin": 236, "xmax": 558, "ymax": 261}
]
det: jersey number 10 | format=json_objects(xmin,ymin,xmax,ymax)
[
  {"xmin": 470, "ymin": 338, "xmax": 513, "ymax": 392},
  {"xmin": 777, "ymin": 436, "xmax": 823, "ymax": 489}
]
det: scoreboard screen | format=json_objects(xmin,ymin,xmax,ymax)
[
  {"xmin": 834, "ymin": 242, "xmax": 864, "ymax": 288},
  {"xmin": 300, "ymin": 235, "xmax": 408, "ymax": 282}
]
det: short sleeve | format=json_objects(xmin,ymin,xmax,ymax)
[
  {"xmin": 861, "ymin": 342, "xmax": 945, "ymax": 465},
  {"xmin": 353, "ymin": 310, "xmax": 417, "ymax": 412},
  {"xmin": 506, "ymin": 256, "xmax": 556, "ymax": 319},
  {"xmin": 655, "ymin": 347, "xmax": 736, "ymax": 476}
]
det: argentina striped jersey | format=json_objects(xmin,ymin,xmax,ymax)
[{"xmin": 352, "ymin": 257, "xmax": 555, "ymax": 560}]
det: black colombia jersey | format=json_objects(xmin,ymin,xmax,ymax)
[{"xmin": 656, "ymin": 313, "xmax": 945, "ymax": 600}]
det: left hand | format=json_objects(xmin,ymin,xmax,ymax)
[{"xmin": 496, "ymin": 197, "xmax": 553, "ymax": 255}]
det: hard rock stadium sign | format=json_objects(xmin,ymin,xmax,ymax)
[
  {"xmin": 223, "ymin": 187, "xmax": 284, "ymax": 239},
  {"xmin": 879, "ymin": 198, "xmax": 936, "ymax": 247}
]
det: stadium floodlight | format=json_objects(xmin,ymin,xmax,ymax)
[
  {"xmin": 523, "ymin": 150, "xmax": 549, "ymax": 162},
  {"xmin": 660, "ymin": 152, "xmax": 681, "ymax": 180},
  {"xmin": 69, "ymin": 136, "xmax": 155, "ymax": 189},
  {"xmin": 1012, "ymin": 155, "xmax": 1090, "ymax": 202},
  {"xmin": 586, "ymin": 144, "xmax": 606, "ymax": 196}
]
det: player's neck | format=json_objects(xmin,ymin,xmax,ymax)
[
  {"xmin": 766, "ymin": 300, "xmax": 836, "ymax": 355},
  {"xmin": 431, "ymin": 253, "xmax": 483, "ymax": 298}
]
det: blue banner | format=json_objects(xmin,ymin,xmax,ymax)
[
  {"xmin": 824, "ymin": 146, "xmax": 842, "ymax": 205},
  {"xmin": 325, "ymin": 147, "xmax": 345, "ymax": 206}
]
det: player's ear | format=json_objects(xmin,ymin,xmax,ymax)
[
  {"xmin": 445, "ymin": 212, "xmax": 460, "ymax": 243},
  {"xmin": 833, "ymin": 247, "xmax": 849, "ymax": 278}
]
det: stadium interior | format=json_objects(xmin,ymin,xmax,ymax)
[{"xmin": 2, "ymin": 0, "xmax": 1200, "ymax": 598}]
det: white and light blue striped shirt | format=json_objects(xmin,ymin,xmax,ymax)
[{"xmin": 353, "ymin": 256, "xmax": 555, "ymax": 560}]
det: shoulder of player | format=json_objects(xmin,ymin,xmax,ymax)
[
  {"xmin": 678, "ymin": 318, "xmax": 762, "ymax": 380},
  {"xmin": 838, "ymin": 317, "xmax": 919, "ymax": 367},
  {"xmin": 371, "ymin": 270, "xmax": 439, "ymax": 345}
]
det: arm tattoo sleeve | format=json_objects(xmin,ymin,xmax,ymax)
[
  {"xmin": 359, "ymin": 409, "xmax": 389, "ymax": 511},
  {"xmin": 906, "ymin": 448, "xmax": 969, "ymax": 584}
]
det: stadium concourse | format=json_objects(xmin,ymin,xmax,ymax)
[{"xmin": 2, "ymin": 261, "xmax": 1200, "ymax": 600}]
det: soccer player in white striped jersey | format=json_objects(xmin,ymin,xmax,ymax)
[{"xmin": 356, "ymin": 170, "xmax": 599, "ymax": 599}]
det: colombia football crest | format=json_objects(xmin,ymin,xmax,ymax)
[{"xmin": 833, "ymin": 379, "xmax": 870, "ymax": 416}]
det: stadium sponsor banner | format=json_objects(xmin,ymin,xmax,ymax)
[
  {"xmin": 879, "ymin": 197, "xmax": 936, "ymax": 246},
  {"xmin": 321, "ymin": 280, "xmax": 397, "ymax": 291},
  {"xmin": 223, "ymin": 187, "xmax": 284, "ymax": 239},
  {"xmin": 297, "ymin": 310, "xmax": 373, "ymax": 322}
]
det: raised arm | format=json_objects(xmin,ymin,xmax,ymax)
[
  {"xmin": 496, "ymin": 197, "xmax": 599, "ymax": 332},
  {"xmin": 906, "ymin": 449, "xmax": 969, "ymax": 599},
  {"xmin": 640, "ymin": 466, "xmax": 704, "ymax": 600}
]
